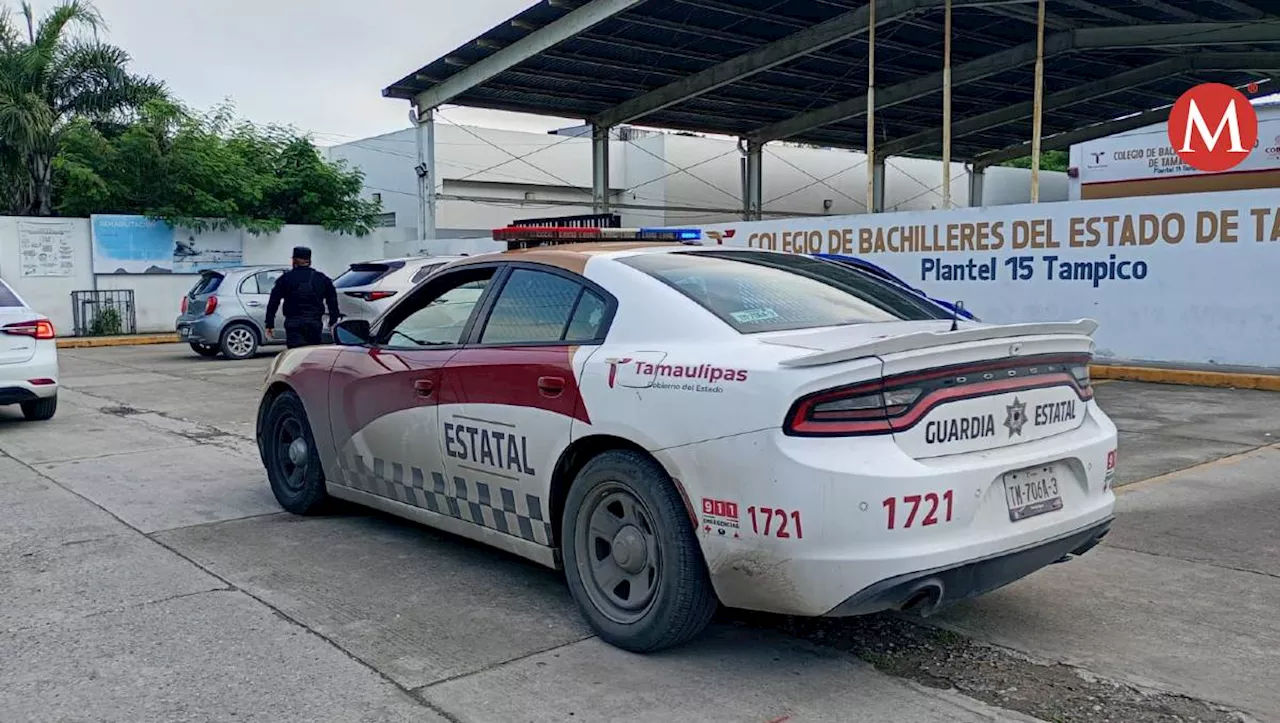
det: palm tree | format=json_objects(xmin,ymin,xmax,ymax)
[{"xmin": 0, "ymin": 0, "xmax": 163, "ymax": 215}]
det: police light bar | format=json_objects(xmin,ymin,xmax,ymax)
[{"xmin": 492, "ymin": 226, "xmax": 702, "ymax": 248}]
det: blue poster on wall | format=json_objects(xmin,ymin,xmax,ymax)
[{"xmin": 90, "ymin": 214, "xmax": 243, "ymax": 274}]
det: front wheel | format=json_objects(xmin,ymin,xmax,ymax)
[
  {"xmin": 262, "ymin": 391, "xmax": 328, "ymax": 515},
  {"xmin": 562, "ymin": 450, "xmax": 718, "ymax": 652}
]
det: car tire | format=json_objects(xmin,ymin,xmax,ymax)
[
  {"xmin": 562, "ymin": 449, "xmax": 718, "ymax": 652},
  {"xmin": 219, "ymin": 323, "xmax": 259, "ymax": 360},
  {"xmin": 262, "ymin": 391, "xmax": 328, "ymax": 515},
  {"xmin": 190, "ymin": 342, "xmax": 220, "ymax": 357},
  {"xmin": 20, "ymin": 395, "xmax": 57, "ymax": 421}
]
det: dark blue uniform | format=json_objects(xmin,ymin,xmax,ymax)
[{"xmin": 265, "ymin": 265, "xmax": 340, "ymax": 349}]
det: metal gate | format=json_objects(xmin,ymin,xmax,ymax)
[{"xmin": 71, "ymin": 290, "xmax": 137, "ymax": 337}]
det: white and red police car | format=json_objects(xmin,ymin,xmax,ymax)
[{"xmin": 256, "ymin": 227, "xmax": 1117, "ymax": 652}]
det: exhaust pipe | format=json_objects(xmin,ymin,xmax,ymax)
[{"xmin": 899, "ymin": 580, "xmax": 944, "ymax": 617}]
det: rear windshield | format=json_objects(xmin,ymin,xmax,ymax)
[
  {"xmin": 336, "ymin": 262, "xmax": 402, "ymax": 288},
  {"xmin": 619, "ymin": 250, "xmax": 948, "ymax": 334},
  {"xmin": 188, "ymin": 273, "xmax": 223, "ymax": 297},
  {"xmin": 0, "ymin": 280, "xmax": 24, "ymax": 307}
]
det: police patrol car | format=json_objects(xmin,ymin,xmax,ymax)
[{"xmin": 256, "ymin": 225, "xmax": 1117, "ymax": 652}]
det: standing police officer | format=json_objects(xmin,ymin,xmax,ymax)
[{"xmin": 264, "ymin": 246, "xmax": 340, "ymax": 349}]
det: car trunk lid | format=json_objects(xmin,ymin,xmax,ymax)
[
  {"xmin": 0, "ymin": 308, "xmax": 43, "ymax": 365},
  {"xmin": 181, "ymin": 271, "xmax": 224, "ymax": 320},
  {"xmin": 769, "ymin": 319, "xmax": 1096, "ymax": 458}
]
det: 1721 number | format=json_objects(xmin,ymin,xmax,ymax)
[
  {"xmin": 882, "ymin": 491, "xmax": 954, "ymax": 530},
  {"xmin": 747, "ymin": 506, "xmax": 803, "ymax": 539}
]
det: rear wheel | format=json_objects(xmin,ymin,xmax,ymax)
[
  {"xmin": 220, "ymin": 323, "xmax": 258, "ymax": 360},
  {"xmin": 20, "ymin": 395, "xmax": 57, "ymax": 421},
  {"xmin": 262, "ymin": 391, "xmax": 328, "ymax": 515},
  {"xmin": 562, "ymin": 450, "xmax": 718, "ymax": 652},
  {"xmin": 190, "ymin": 342, "xmax": 219, "ymax": 357}
]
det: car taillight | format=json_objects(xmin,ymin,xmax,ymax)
[
  {"xmin": 1069, "ymin": 363, "xmax": 1094, "ymax": 399},
  {"xmin": 181, "ymin": 296, "xmax": 189, "ymax": 313},
  {"xmin": 784, "ymin": 354, "xmax": 1094, "ymax": 437},
  {"xmin": 345, "ymin": 290, "xmax": 397, "ymax": 302},
  {"xmin": 204, "ymin": 295, "xmax": 218, "ymax": 315},
  {"xmin": 786, "ymin": 381, "xmax": 922, "ymax": 437},
  {"xmin": 2, "ymin": 319, "xmax": 55, "ymax": 340}
]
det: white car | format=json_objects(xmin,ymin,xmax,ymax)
[
  {"xmin": 257, "ymin": 242, "xmax": 1116, "ymax": 652},
  {"xmin": 334, "ymin": 255, "xmax": 467, "ymax": 322},
  {"xmin": 0, "ymin": 279, "xmax": 59, "ymax": 421}
]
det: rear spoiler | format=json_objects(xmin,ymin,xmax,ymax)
[{"xmin": 778, "ymin": 319, "xmax": 1099, "ymax": 368}]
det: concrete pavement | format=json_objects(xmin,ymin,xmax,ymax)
[{"xmin": 2, "ymin": 343, "xmax": 1277, "ymax": 722}]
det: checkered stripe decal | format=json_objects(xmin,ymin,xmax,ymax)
[{"xmin": 342, "ymin": 454, "xmax": 553, "ymax": 546}]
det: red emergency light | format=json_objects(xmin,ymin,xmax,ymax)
[{"xmin": 491, "ymin": 226, "xmax": 702, "ymax": 249}]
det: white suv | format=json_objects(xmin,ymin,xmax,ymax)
[
  {"xmin": 334, "ymin": 255, "xmax": 466, "ymax": 322},
  {"xmin": 0, "ymin": 279, "xmax": 59, "ymax": 421}
]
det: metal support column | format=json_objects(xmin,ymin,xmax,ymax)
[
  {"xmin": 968, "ymin": 164, "xmax": 985, "ymax": 207},
  {"xmin": 871, "ymin": 157, "xmax": 886, "ymax": 213},
  {"xmin": 1029, "ymin": 0, "xmax": 1047, "ymax": 202},
  {"xmin": 592, "ymin": 124, "xmax": 610, "ymax": 214},
  {"xmin": 744, "ymin": 139, "xmax": 764, "ymax": 221},
  {"xmin": 865, "ymin": 0, "xmax": 877, "ymax": 213},
  {"xmin": 413, "ymin": 107, "xmax": 437, "ymax": 241},
  {"xmin": 941, "ymin": 0, "xmax": 953, "ymax": 208}
]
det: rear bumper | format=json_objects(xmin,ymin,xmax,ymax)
[
  {"xmin": 176, "ymin": 315, "xmax": 224, "ymax": 345},
  {"xmin": 825, "ymin": 516, "xmax": 1112, "ymax": 616},
  {"xmin": 0, "ymin": 381, "xmax": 57, "ymax": 404}
]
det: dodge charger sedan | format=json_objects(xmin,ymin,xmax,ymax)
[{"xmin": 255, "ymin": 242, "xmax": 1117, "ymax": 652}]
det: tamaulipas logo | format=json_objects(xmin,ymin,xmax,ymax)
[{"xmin": 1167, "ymin": 82, "xmax": 1260, "ymax": 173}]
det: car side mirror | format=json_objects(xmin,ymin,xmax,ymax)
[{"xmin": 334, "ymin": 319, "xmax": 372, "ymax": 345}]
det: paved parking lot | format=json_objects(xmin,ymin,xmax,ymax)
[{"xmin": 3, "ymin": 344, "xmax": 1278, "ymax": 722}]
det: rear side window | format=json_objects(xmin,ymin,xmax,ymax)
[
  {"xmin": 619, "ymin": 251, "xmax": 948, "ymax": 334},
  {"xmin": 480, "ymin": 269, "xmax": 589, "ymax": 344},
  {"xmin": 0, "ymin": 280, "xmax": 24, "ymax": 307},
  {"xmin": 241, "ymin": 270, "xmax": 282, "ymax": 295},
  {"xmin": 335, "ymin": 262, "xmax": 401, "ymax": 288},
  {"xmin": 410, "ymin": 263, "xmax": 443, "ymax": 284},
  {"xmin": 188, "ymin": 273, "xmax": 223, "ymax": 296}
]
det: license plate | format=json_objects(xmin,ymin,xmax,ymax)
[
  {"xmin": 179, "ymin": 327, "xmax": 190, "ymax": 338},
  {"xmin": 1003, "ymin": 464, "xmax": 1064, "ymax": 522}
]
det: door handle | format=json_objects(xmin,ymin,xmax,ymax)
[
  {"xmin": 414, "ymin": 379, "xmax": 435, "ymax": 397},
  {"xmin": 537, "ymin": 376, "xmax": 566, "ymax": 397},
  {"xmin": 246, "ymin": 301, "xmax": 263, "ymax": 307}
]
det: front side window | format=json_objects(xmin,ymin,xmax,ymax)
[
  {"xmin": 480, "ymin": 269, "xmax": 586, "ymax": 345},
  {"xmin": 620, "ymin": 250, "xmax": 948, "ymax": 334},
  {"xmin": 382, "ymin": 272, "xmax": 493, "ymax": 348}
]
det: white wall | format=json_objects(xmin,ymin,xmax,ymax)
[
  {"xmin": 1068, "ymin": 102, "xmax": 1280, "ymax": 200},
  {"xmin": 0, "ymin": 217, "xmax": 404, "ymax": 334},
  {"xmin": 326, "ymin": 124, "xmax": 1069, "ymax": 232},
  {"xmin": 698, "ymin": 188, "xmax": 1280, "ymax": 369},
  {"xmin": 0, "ymin": 216, "xmax": 94, "ymax": 333}
]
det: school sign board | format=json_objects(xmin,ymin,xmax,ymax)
[{"xmin": 696, "ymin": 188, "xmax": 1280, "ymax": 369}]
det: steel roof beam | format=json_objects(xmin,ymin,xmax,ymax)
[
  {"xmin": 590, "ymin": 0, "xmax": 947, "ymax": 128},
  {"xmin": 972, "ymin": 74, "xmax": 1279, "ymax": 166},
  {"xmin": 751, "ymin": 20, "xmax": 1280, "ymax": 143},
  {"xmin": 877, "ymin": 51, "xmax": 1279, "ymax": 156},
  {"xmin": 409, "ymin": 0, "xmax": 649, "ymax": 111}
]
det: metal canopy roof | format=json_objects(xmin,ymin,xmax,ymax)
[{"xmin": 384, "ymin": 0, "xmax": 1280, "ymax": 166}]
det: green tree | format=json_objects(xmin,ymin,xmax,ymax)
[
  {"xmin": 0, "ymin": 0, "xmax": 163, "ymax": 215},
  {"xmin": 1001, "ymin": 150, "xmax": 1070, "ymax": 173},
  {"xmin": 54, "ymin": 99, "xmax": 383, "ymax": 235}
]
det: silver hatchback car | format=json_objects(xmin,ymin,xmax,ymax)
[{"xmin": 175, "ymin": 266, "xmax": 332, "ymax": 360}]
